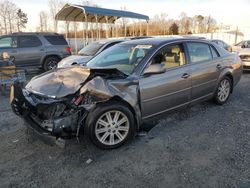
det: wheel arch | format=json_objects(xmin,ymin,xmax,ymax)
[
  {"xmin": 218, "ymin": 69, "xmax": 234, "ymax": 93},
  {"xmin": 104, "ymin": 96, "xmax": 141, "ymax": 131},
  {"xmin": 41, "ymin": 54, "xmax": 61, "ymax": 65}
]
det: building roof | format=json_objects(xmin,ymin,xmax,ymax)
[{"xmin": 55, "ymin": 4, "xmax": 149, "ymax": 23}]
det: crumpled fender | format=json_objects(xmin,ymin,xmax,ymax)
[{"xmin": 80, "ymin": 76, "xmax": 142, "ymax": 129}]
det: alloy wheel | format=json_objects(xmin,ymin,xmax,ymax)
[
  {"xmin": 95, "ymin": 110, "xmax": 130, "ymax": 146},
  {"xmin": 47, "ymin": 60, "xmax": 58, "ymax": 70},
  {"xmin": 217, "ymin": 79, "xmax": 230, "ymax": 102}
]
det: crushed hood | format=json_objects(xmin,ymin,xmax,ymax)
[
  {"xmin": 25, "ymin": 67, "xmax": 127, "ymax": 98},
  {"xmin": 25, "ymin": 67, "xmax": 91, "ymax": 98}
]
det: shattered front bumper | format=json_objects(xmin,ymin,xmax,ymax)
[
  {"xmin": 24, "ymin": 116, "xmax": 65, "ymax": 147},
  {"xmin": 10, "ymin": 83, "xmax": 81, "ymax": 147}
]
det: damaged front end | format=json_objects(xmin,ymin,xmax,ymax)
[
  {"xmin": 11, "ymin": 82, "xmax": 87, "ymax": 144},
  {"xmin": 10, "ymin": 67, "xmax": 141, "ymax": 146}
]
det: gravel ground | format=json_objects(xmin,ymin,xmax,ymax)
[{"xmin": 0, "ymin": 72, "xmax": 250, "ymax": 188}]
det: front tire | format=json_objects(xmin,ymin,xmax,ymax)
[
  {"xmin": 214, "ymin": 77, "xmax": 232, "ymax": 105},
  {"xmin": 85, "ymin": 102, "xmax": 136, "ymax": 149}
]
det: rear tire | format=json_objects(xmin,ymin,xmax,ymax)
[
  {"xmin": 43, "ymin": 57, "xmax": 60, "ymax": 71},
  {"xmin": 84, "ymin": 102, "xmax": 136, "ymax": 149},
  {"xmin": 214, "ymin": 76, "xmax": 232, "ymax": 105}
]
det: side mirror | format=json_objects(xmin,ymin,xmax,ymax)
[
  {"xmin": 242, "ymin": 44, "xmax": 246, "ymax": 48},
  {"xmin": 143, "ymin": 63, "xmax": 166, "ymax": 75}
]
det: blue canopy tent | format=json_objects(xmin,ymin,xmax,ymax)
[
  {"xmin": 55, "ymin": 4, "xmax": 149, "ymax": 23},
  {"xmin": 55, "ymin": 4, "xmax": 150, "ymax": 53}
]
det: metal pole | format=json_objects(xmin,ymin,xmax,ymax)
[
  {"xmin": 133, "ymin": 21, "xmax": 135, "ymax": 36},
  {"xmin": 65, "ymin": 22, "xmax": 68, "ymax": 40},
  {"xmin": 105, "ymin": 16, "xmax": 109, "ymax": 38},
  {"xmin": 85, "ymin": 14, "xmax": 88, "ymax": 46},
  {"xmin": 235, "ymin": 26, "xmax": 238, "ymax": 44},
  {"xmin": 147, "ymin": 21, "xmax": 149, "ymax": 36},
  {"xmin": 82, "ymin": 21, "xmax": 85, "ymax": 47},
  {"xmin": 124, "ymin": 22, "xmax": 127, "ymax": 37},
  {"xmin": 74, "ymin": 23, "xmax": 78, "ymax": 55},
  {"xmin": 98, "ymin": 23, "xmax": 101, "ymax": 39},
  {"xmin": 115, "ymin": 17, "xmax": 118, "ymax": 38},
  {"xmin": 91, "ymin": 22, "xmax": 93, "ymax": 42},
  {"xmin": 140, "ymin": 21, "xmax": 142, "ymax": 36},
  {"xmin": 95, "ymin": 14, "xmax": 98, "ymax": 39}
]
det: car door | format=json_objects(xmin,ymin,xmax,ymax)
[
  {"xmin": 186, "ymin": 42, "xmax": 221, "ymax": 101},
  {"xmin": 0, "ymin": 36, "xmax": 18, "ymax": 60},
  {"xmin": 16, "ymin": 35, "xmax": 45, "ymax": 67},
  {"xmin": 139, "ymin": 43, "xmax": 192, "ymax": 119}
]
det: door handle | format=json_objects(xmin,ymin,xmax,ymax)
[
  {"xmin": 11, "ymin": 50, "xmax": 17, "ymax": 53},
  {"xmin": 216, "ymin": 64, "xmax": 222, "ymax": 69},
  {"xmin": 182, "ymin": 73, "xmax": 190, "ymax": 79},
  {"xmin": 40, "ymin": 49, "xmax": 45, "ymax": 52}
]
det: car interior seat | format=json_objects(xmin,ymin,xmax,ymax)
[
  {"xmin": 164, "ymin": 47, "xmax": 185, "ymax": 68},
  {"xmin": 152, "ymin": 53, "xmax": 164, "ymax": 65}
]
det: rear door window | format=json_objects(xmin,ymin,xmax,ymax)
[
  {"xmin": 18, "ymin": 36, "xmax": 42, "ymax": 48},
  {"xmin": 186, "ymin": 42, "xmax": 212, "ymax": 63}
]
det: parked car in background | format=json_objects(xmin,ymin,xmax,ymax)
[
  {"xmin": 0, "ymin": 32, "xmax": 71, "ymax": 71},
  {"xmin": 211, "ymin": 39, "xmax": 232, "ymax": 52},
  {"xmin": 11, "ymin": 38, "xmax": 242, "ymax": 149},
  {"xmin": 57, "ymin": 37, "xmax": 154, "ymax": 68},
  {"xmin": 232, "ymin": 40, "xmax": 250, "ymax": 52},
  {"xmin": 57, "ymin": 39, "xmax": 127, "ymax": 68},
  {"xmin": 231, "ymin": 40, "xmax": 250, "ymax": 70}
]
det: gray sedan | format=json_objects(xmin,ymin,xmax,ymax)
[{"xmin": 10, "ymin": 38, "xmax": 242, "ymax": 149}]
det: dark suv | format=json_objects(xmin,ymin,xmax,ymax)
[{"xmin": 0, "ymin": 32, "xmax": 71, "ymax": 70}]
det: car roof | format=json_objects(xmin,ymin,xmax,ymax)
[
  {"xmin": 119, "ymin": 37, "xmax": 210, "ymax": 46},
  {"xmin": 4, "ymin": 32, "xmax": 61, "ymax": 36}
]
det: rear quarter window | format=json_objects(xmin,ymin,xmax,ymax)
[
  {"xmin": 186, "ymin": 42, "xmax": 212, "ymax": 63},
  {"xmin": 44, "ymin": 35, "xmax": 68, "ymax": 45},
  {"xmin": 210, "ymin": 45, "xmax": 220, "ymax": 58}
]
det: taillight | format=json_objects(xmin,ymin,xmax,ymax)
[{"xmin": 65, "ymin": 47, "xmax": 71, "ymax": 54}]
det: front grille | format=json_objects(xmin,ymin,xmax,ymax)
[{"xmin": 36, "ymin": 103, "xmax": 66, "ymax": 120}]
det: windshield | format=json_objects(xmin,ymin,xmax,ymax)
[
  {"xmin": 86, "ymin": 44, "xmax": 153, "ymax": 75},
  {"xmin": 78, "ymin": 42, "xmax": 105, "ymax": 56}
]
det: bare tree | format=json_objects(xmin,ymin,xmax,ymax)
[
  {"xmin": 0, "ymin": 0, "xmax": 11, "ymax": 34},
  {"xmin": 0, "ymin": 0, "xmax": 27, "ymax": 34},
  {"xmin": 39, "ymin": 11, "xmax": 49, "ymax": 32},
  {"xmin": 179, "ymin": 12, "xmax": 191, "ymax": 34},
  {"xmin": 48, "ymin": 0, "xmax": 65, "ymax": 32},
  {"xmin": 195, "ymin": 15, "xmax": 205, "ymax": 33},
  {"xmin": 206, "ymin": 15, "xmax": 217, "ymax": 33}
]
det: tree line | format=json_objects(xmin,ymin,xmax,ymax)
[
  {"xmin": 0, "ymin": 0, "xmax": 219, "ymax": 38},
  {"xmin": 0, "ymin": 0, "xmax": 28, "ymax": 35}
]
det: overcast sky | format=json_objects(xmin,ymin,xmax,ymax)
[{"xmin": 13, "ymin": 0, "xmax": 250, "ymax": 31}]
